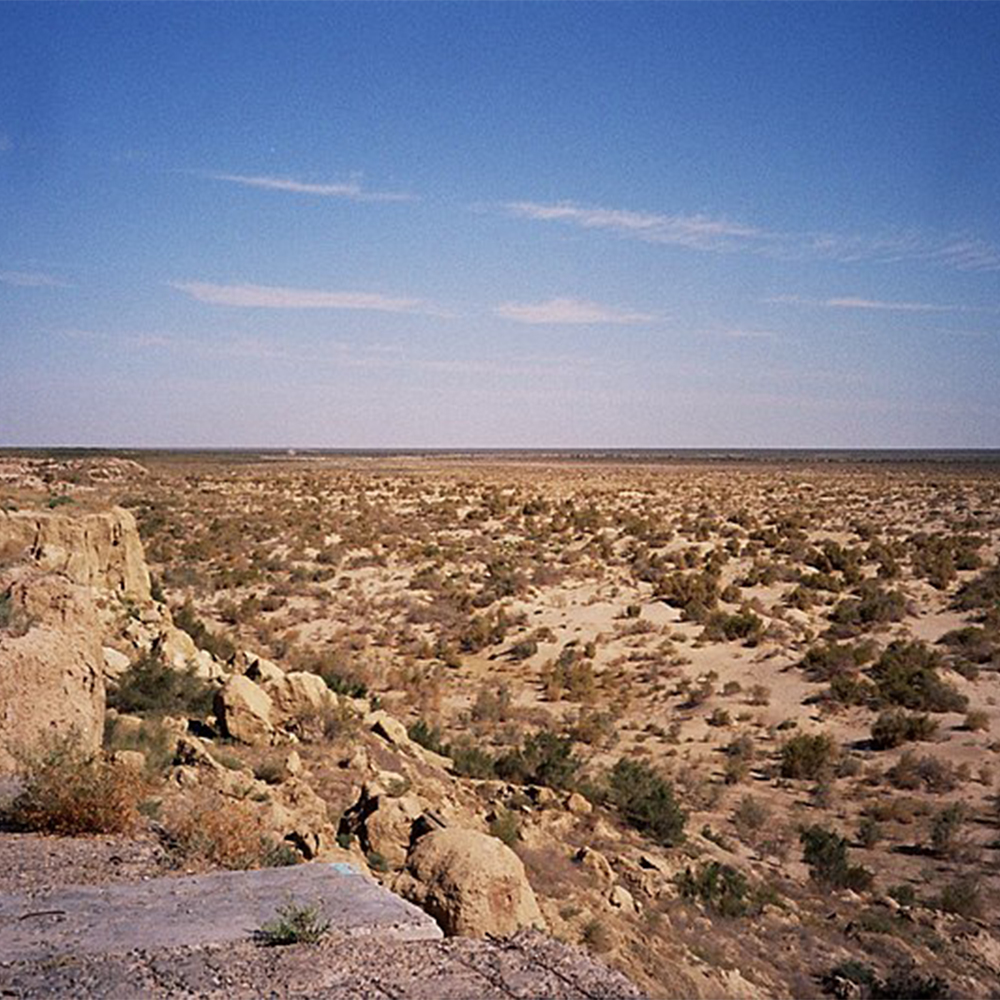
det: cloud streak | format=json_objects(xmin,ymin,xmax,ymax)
[
  {"xmin": 203, "ymin": 172, "xmax": 414, "ymax": 203},
  {"xmin": 0, "ymin": 270, "xmax": 69, "ymax": 288},
  {"xmin": 504, "ymin": 201, "xmax": 762, "ymax": 252},
  {"xmin": 171, "ymin": 281, "xmax": 443, "ymax": 315},
  {"xmin": 494, "ymin": 297, "xmax": 655, "ymax": 325},
  {"xmin": 764, "ymin": 294, "xmax": 971, "ymax": 313},
  {"xmin": 503, "ymin": 200, "xmax": 1000, "ymax": 272}
]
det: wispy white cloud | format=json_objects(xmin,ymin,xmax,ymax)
[
  {"xmin": 0, "ymin": 269, "xmax": 69, "ymax": 288},
  {"xmin": 503, "ymin": 199, "xmax": 1000, "ymax": 273},
  {"xmin": 825, "ymin": 297, "xmax": 956, "ymax": 313},
  {"xmin": 203, "ymin": 172, "xmax": 414, "ymax": 203},
  {"xmin": 503, "ymin": 200, "xmax": 763, "ymax": 252},
  {"xmin": 171, "ymin": 281, "xmax": 446, "ymax": 315},
  {"xmin": 764, "ymin": 294, "xmax": 970, "ymax": 313},
  {"xmin": 494, "ymin": 296, "xmax": 656, "ymax": 325},
  {"xmin": 803, "ymin": 231, "xmax": 1000, "ymax": 272}
]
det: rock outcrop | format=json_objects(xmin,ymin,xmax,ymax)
[
  {"xmin": 213, "ymin": 675, "xmax": 275, "ymax": 745},
  {"xmin": 0, "ymin": 507, "xmax": 151, "ymax": 604},
  {"xmin": 0, "ymin": 572, "xmax": 105, "ymax": 772},
  {"xmin": 397, "ymin": 827, "xmax": 546, "ymax": 937}
]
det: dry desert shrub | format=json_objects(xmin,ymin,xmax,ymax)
[
  {"xmin": 731, "ymin": 794, "xmax": 770, "ymax": 842},
  {"xmin": 870, "ymin": 709, "xmax": 938, "ymax": 750},
  {"xmin": 161, "ymin": 790, "xmax": 297, "ymax": 870},
  {"xmin": 886, "ymin": 751, "xmax": 961, "ymax": 794},
  {"xmin": 780, "ymin": 732, "xmax": 840, "ymax": 781},
  {"xmin": 7, "ymin": 732, "xmax": 148, "ymax": 835},
  {"xmin": 964, "ymin": 708, "xmax": 990, "ymax": 732}
]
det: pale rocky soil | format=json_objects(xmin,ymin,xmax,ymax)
[
  {"xmin": 0, "ymin": 834, "xmax": 642, "ymax": 1000},
  {"xmin": 1, "ymin": 926, "xmax": 645, "ymax": 999},
  {"xmin": 3, "ymin": 452, "xmax": 1000, "ymax": 997}
]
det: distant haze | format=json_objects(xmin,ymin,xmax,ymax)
[{"xmin": 1, "ymin": 4, "xmax": 998, "ymax": 448}]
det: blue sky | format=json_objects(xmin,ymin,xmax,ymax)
[{"xmin": 2, "ymin": 3, "xmax": 998, "ymax": 448}]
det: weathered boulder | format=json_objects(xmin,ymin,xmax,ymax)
[
  {"xmin": 399, "ymin": 828, "xmax": 545, "ymax": 937},
  {"xmin": 574, "ymin": 846, "xmax": 614, "ymax": 884},
  {"xmin": 265, "ymin": 777, "xmax": 335, "ymax": 859},
  {"xmin": 0, "ymin": 573, "xmax": 105, "ymax": 772},
  {"xmin": 341, "ymin": 783, "xmax": 426, "ymax": 870},
  {"xmin": 365, "ymin": 794, "xmax": 425, "ymax": 869},
  {"xmin": 264, "ymin": 670, "xmax": 335, "ymax": 725},
  {"xmin": 367, "ymin": 710, "xmax": 411, "ymax": 748},
  {"xmin": 609, "ymin": 884, "xmax": 639, "ymax": 914},
  {"xmin": 154, "ymin": 626, "xmax": 199, "ymax": 670},
  {"xmin": 214, "ymin": 675, "xmax": 274, "ymax": 745},
  {"xmin": 173, "ymin": 735, "xmax": 223, "ymax": 771},
  {"xmin": 243, "ymin": 653, "xmax": 283, "ymax": 685},
  {"xmin": 364, "ymin": 709, "xmax": 451, "ymax": 767},
  {"xmin": 102, "ymin": 646, "xmax": 132, "ymax": 681},
  {"xmin": 0, "ymin": 506, "xmax": 151, "ymax": 603}
]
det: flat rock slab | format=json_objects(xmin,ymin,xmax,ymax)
[
  {"xmin": 0, "ymin": 862, "xmax": 442, "ymax": 961},
  {"xmin": 0, "ymin": 929, "xmax": 647, "ymax": 999}
]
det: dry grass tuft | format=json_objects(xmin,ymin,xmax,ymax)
[{"xmin": 7, "ymin": 732, "xmax": 149, "ymax": 835}]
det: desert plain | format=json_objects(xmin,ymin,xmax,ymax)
[{"xmin": 2, "ymin": 449, "xmax": 1000, "ymax": 998}]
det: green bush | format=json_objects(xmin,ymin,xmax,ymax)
[
  {"xmin": 827, "ymin": 673, "xmax": 878, "ymax": 707},
  {"xmin": 321, "ymin": 670, "xmax": 368, "ymax": 698},
  {"xmin": 495, "ymin": 732, "xmax": 580, "ymax": 789},
  {"xmin": 870, "ymin": 710, "xmax": 938, "ymax": 750},
  {"xmin": 938, "ymin": 625, "xmax": 997, "ymax": 665},
  {"xmin": 930, "ymin": 804, "xmax": 966, "ymax": 856},
  {"xmin": 937, "ymin": 876, "xmax": 982, "ymax": 919},
  {"xmin": 731, "ymin": 794, "xmax": 770, "ymax": 840},
  {"xmin": 257, "ymin": 899, "xmax": 330, "ymax": 946},
  {"xmin": 607, "ymin": 757, "xmax": 686, "ymax": 847},
  {"xmin": 887, "ymin": 751, "xmax": 959, "ymax": 793},
  {"xmin": 488, "ymin": 807, "xmax": 521, "ymax": 847},
  {"xmin": 821, "ymin": 961, "xmax": 951, "ymax": 1000},
  {"xmin": 700, "ymin": 609, "xmax": 764, "ymax": 645},
  {"xmin": 408, "ymin": 718, "xmax": 446, "ymax": 756},
  {"xmin": 874, "ymin": 967, "xmax": 951, "ymax": 999},
  {"xmin": 856, "ymin": 816, "xmax": 883, "ymax": 849},
  {"xmin": 103, "ymin": 714, "xmax": 176, "ymax": 775},
  {"xmin": 869, "ymin": 641, "xmax": 967, "ymax": 714},
  {"xmin": 821, "ymin": 960, "xmax": 877, "ymax": 994},
  {"xmin": 799, "ymin": 824, "xmax": 873, "ymax": 891},
  {"xmin": 780, "ymin": 733, "xmax": 839, "ymax": 781},
  {"xmin": 953, "ymin": 562, "xmax": 1000, "ymax": 611},
  {"xmin": 448, "ymin": 738, "xmax": 496, "ymax": 779},
  {"xmin": 656, "ymin": 569, "xmax": 721, "ymax": 621},
  {"xmin": 828, "ymin": 582, "xmax": 907, "ymax": 634},
  {"xmin": 108, "ymin": 650, "xmax": 215, "ymax": 718},
  {"xmin": 676, "ymin": 860, "xmax": 774, "ymax": 917},
  {"xmin": 172, "ymin": 602, "xmax": 236, "ymax": 662},
  {"xmin": 723, "ymin": 734, "xmax": 755, "ymax": 784},
  {"xmin": 801, "ymin": 640, "xmax": 877, "ymax": 681},
  {"xmin": 507, "ymin": 638, "xmax": 538, "ymax": 661}
]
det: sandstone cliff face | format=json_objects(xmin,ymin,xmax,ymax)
[
  {"xmin": 0, "ymin": 507, "xmax": 151, "ymax": 604},
  {"xmin": 0, "ymin": 572, "xmax": 106, "ymax": 773}
]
